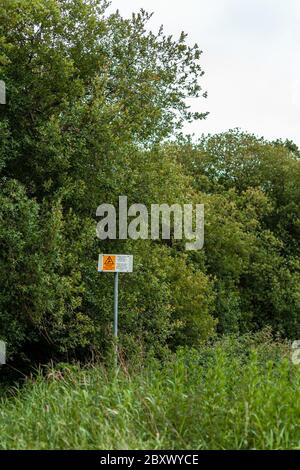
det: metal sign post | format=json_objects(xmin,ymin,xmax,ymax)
[
  {"xmin": 0, "ymin": 341, "xmax": 6, "ymax": 365},
  {"xmin": 114, "ymin": 272, "xmax": 119, "ymax": 368},
  {"xmin": 0, "ymin": 80, "xmax": 6, "ymax": 105},
  {"xmin": 98, "ymin": 254, "xmax": 133, "ymax": 367}
]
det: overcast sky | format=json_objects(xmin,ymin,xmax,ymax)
[{"xmin": 108, "ymin": 0, "xmax": 300, "ymax": 145}]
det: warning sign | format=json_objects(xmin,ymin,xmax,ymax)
[
  {"xmin": 98, "ymin": 254, "xmax": 133, "ymax": 273},
  {"xmin": 103, "ymin": 255, "xmax": 116, "ymax": 271}
]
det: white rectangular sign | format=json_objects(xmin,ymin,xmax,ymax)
[{"xmin": 98, "ymin": 254, "xmax": 133, "ymax": 273}]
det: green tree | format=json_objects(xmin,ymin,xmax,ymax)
[
  {"xmin": 173, "ymin": 131, "xmax": 300, "ymax": 337},
  {"xmin": 0, "ymin": 0, "xmax": 213, "ymax": 361}
]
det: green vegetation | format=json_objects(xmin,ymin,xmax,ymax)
[
  {"xmin": 0, "ymin": 0, "xmax": 299, "ymax": 365},
  {"xmin": 0, "ymin": 1, "xmax": 300, "ymax": 451},
  {"xmin": 0, "ymin": 333, "xmax": 297, "ymax": 450}
]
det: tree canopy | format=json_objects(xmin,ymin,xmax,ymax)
[{"xmin": 0, "ymin": 1, "xmax": 299, "ymax": 364}]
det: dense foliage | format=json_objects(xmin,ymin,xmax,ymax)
[
  {"xmin": 173, "ymin": 132, "xmax": 300, "ymax": 337},
  {"xmin": 0, "ymin": 0, "xmax": 299, "ymax": 364},
  {"xmin": 0, "ymin": 334, "xmax": 297, "ymax": 450}
]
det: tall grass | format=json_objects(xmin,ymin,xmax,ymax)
[{"xmin": 0, "ymin": 333, "xmax": 299, "ymax": 450}]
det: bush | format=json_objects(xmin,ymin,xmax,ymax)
[{"xmin": 0, "ymin": 180, "xmax": 94, "ymax": 360}]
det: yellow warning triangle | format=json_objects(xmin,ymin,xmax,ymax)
[{"xmin": 104, "ymin": 256, "xmax": 114, "ymax": 266}]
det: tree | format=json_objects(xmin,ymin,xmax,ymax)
[
  {"xmin": 0, "ymin": 0, "xmax": 213, "ymax": 361},
  {"xmin": 173, "ymin": 131, "xmax": 300, "ymax": 336}
]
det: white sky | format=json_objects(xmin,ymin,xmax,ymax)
[{"xmin": 108, "ymin": 0, "xmax": 300, "ymax": 146}]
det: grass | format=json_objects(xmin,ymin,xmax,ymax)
[{"xmin": 0, "ymin": 334, "xmax": 299, "ymax": 450}]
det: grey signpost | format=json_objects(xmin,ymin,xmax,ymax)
[
  {"xmin": 113, "ymin": 271, "xmax": 119, "ymax": 365},
  {"xmin": 0, "ymin": 80, "xmax": 5, "ymax": 105},
  {"xmin": 98, "ymin": 254, "xmax": 133, "ymax": 367},
  {"xmin": 0, "ymin": 341, "xmax": 6, "ymax": 365}
]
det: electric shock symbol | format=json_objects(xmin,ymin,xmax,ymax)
[{"xmin": 102, "ymin": 255, "xmax": 116, "ymax": 271}]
